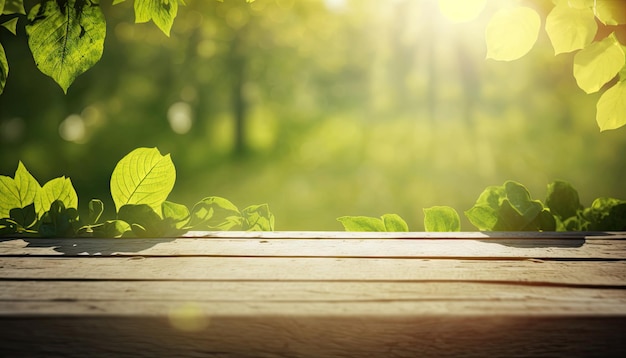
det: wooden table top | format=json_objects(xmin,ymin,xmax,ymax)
[{"xmin": 1, "ymin": 231, "xmax": 625, "ymax": 357}]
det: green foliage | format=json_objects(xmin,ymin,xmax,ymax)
[
  {"xmin": 573, "ymin": 33, "xmax": 625, "ymax": 94},
  {"xmin": 465, "ymin": 181, "xmax": 556, "ymax": 231},
  {"xmin": 132, "ymin": 0, "xmax": 179, "ymax": 37},
  {"xmin": 423, "ymin": 206, "xmax": 460, "ymax": 232},
  {"xmin": 486, "ymin": 0, "xmax": 626, "ymax": 130},
  {"xmin": 545, "ymin": 4, "xmax": 596, "ymax": 55},
  {"xmin": 26, "ymin": 0, "xmax": 106, "ymax": 93},
  {"xmin": 0, "ymin": 147, "xmax": 274, "ymax": 237},
  {"xmin": 0, "ymin": 0, "xmax": 196, "ymax": 93},
  {"xmin": 596, "ymin": 79, "xmax": 626, "ymax": 131},
  {"xmin": 337, "ymin": 214, "xmax": 408, "ymax": 232},
  {"xmin": 339, "ymin": 180, "xmax": 624, "ymax": 232},
  {"xmin": 0, "ymin": 39, "xmax": 7, "ymax": 94},
  {"xmin": 0, "ymin": 161, "xmax": 40, "ymax": 218},
  {"xmin": 485, "ymin": 6, "xmax": 540, "ymax": 61},
  {"xmin": 110, "ymin": 147, "xmax": 176, "ymax": 217}
]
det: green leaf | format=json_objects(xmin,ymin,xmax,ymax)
[
  {"xmin": 596, "ymin": 79, "xmax": 626, "ymax": 131},
  {"xmin": 485, "ymin": 6, "xmax": 540, "ymax": 61},
  {"xmin": 545, "ymin": 4, "xmax": 596, "ymax": 55},
  {"xmin": 2, "ymin": 17, "xmax": 19, "ymax": 35},
  {"xmin": 545, "ymin": 180, "xmax": 582, "ymax": 220},
  {"xmin": 38, "ymin": 200, "xmax": 79, "ymax": 237},
  {"xmin": 118, "ymin": 204, "xmax": 165, "ymax": 237},
  {"xmin": 595, "ymin": 0, "xmax": 626, "ymax": 25},
  {"xmin": 112, "ymin": 0, "xmax": 126, "ymax": 4},
  {"xmin": 188, "ymin": 196, "xmax": 240, "ymax": 229},
  {"xmin": 26, "ymin": 0, "xmax": 106, "ymax": 93},
  {"xmin": 110, "ymin": 147, "xmax": 176, "ymax": 216},
  {"xmin": 584, "ymin": 197, "xmax": 626, "ymax": 230},
  {"xmin": 134, "ymin": 0, "xmax": 178, "ymax": 36},
  {"xmin": 464, "ymin": 205, "xmax": 498, "ymax": 231},
  {"xmin": 242, "ymin": 204, "xmax": 275, "ymax": 231},
  {"xmin": 0, "ymin": 161, "xmax": 41, "ymax": 219},
  {"xmin": 88, "ymin": 199, "xmax": 104, "ymax": 224},
  {"xmin": 465, "ymin": 181, "xmax": 554, "ymax": 231},
  {"xmin": 35, "ymin": 177, "xmax": 78, "ymax": 217},
  {"xmin": 337, "ymin": 216, "xmax": 386, "ymax": 232},
  {"xmin": 381, "ymin": 213, "xmax": 409, "ymax": 232},
  {"xmin": 162, "ymin": 200, "xmax": 190, "ymax": 230},
  {"xmin": 9, "ymin": 203, "xmax": 37, "ymax": 229},
  {"xmin": 2, "ymin": 0, "xmax": 25, "ymax": 15},
  {"xmin": 423, "ymin": 206, "xmax": 460, "ymax": 232},
  {"xmin": 0, "ymin": 43, "xmax": 7, "ymax": 95},
  {"xmin": 573, "ymin": 33, "xmax": 625, "ymax": 94}
]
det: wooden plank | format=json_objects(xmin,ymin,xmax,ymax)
[
  {"xmin": 1, "ymin": 315, "xmax": 625, "ymax": 357},
  {"xmin": 2, "ymin": 237, "xmax": 625, "ymax": 258},
  {"xmin": 1, "ymin": 257, "xmax": 625, "ymax": 285},
  {"xmin": 184, "ymin": 231, "xmax": 626, "ymax": 239},
  {"xmin": 1, "ymin": 281, "xmax": 625, "ymax": 316}
]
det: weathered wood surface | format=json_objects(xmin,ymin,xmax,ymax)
[{"xmin": 1, "ymin": 232, "xmax": 625, "ymax": 357}]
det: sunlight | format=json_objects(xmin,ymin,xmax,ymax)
[
  {"xmin": 438, "ymin": 0, "xmax": 486, "ymax": 23},
  {"xmin": 168, "ymin": 303, "xmax": 210, "ymax": 332}
]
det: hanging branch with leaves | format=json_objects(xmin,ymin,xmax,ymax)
[{"xmin": 484, "ymin": 0, "xmax": 626, "ymax": 131}]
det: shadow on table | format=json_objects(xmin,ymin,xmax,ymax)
[
  {"xmin": 0, "ymin": 237, "xmax": 175, "ymax": 256},
  {"xmin": 477, "ymin": 231, "xmax": 619, "ymax": 248}
]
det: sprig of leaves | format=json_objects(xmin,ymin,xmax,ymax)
[
  {"xmin": 338, "ymin": 180, "xmax": 625, "ymax": 232},
  {"xmin": 0, "ymin": 147, "xmax": 275, "ymax": 238},
  {"xmin": 0, "ymin": 0, "xmax": 194, "ymax": 94},
  {"xmin": 484, "ymin": 0, "xmax": 626, "ymax": 131}
]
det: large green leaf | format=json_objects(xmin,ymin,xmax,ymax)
[
  {"xmin": 596, "ymin": 79, "xmax": 626, "ymax": 131},
  {"xmin": 110, "ymin": 147, "xmax": 176, "ymax": 216},
  {"xmin": 0, "ymin": 161, "xmax": 41, "ymax": 219},
  {"xmin": 423, "ymin": 206, "xmax": 460, "ymax": 232},
  {"xmin": 0, "ymin": 43, "xmax": 7, "ymax": 95},
  {"xmin": 545, "ymin": 4, "xmax": 596, "ymax": 55},
  {"xmin": 2, "ymin": 0, "xmax": 25, "ymax": 15},
  {"xmin": 485, "ymin": 7, "xmax": 540, "ymax": 61},
  {"xmin": 134, "ymin": 0, "xmax": 179, "ymax": 36},
  {"xmin": 26, "ymin": 0, "xmax": 106, "ymax": 93},
  {"xmin": 595, "ymin": 0, "xmax": 626, "ymax": 25},
  {"xmin": 35, "ymin": 177, "xmax": 78, "ymax": 217},
  {"xmin": 573, "ymin": 33, "xmax": 625, "ymax": 94}
]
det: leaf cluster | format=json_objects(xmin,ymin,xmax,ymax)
[
  {"xmin": 338, "ymin": 180, "xmax": 625, "ymax": 232},
  {"xmin": 0, "ymin": 147, "xmax": 274, "ymax": 238},
  {"xmin": 0, "ymin": 0, "xmax": 196, "ymax": 94},
  {"xmin": 484, "ymin": 0, "xmax": 626, "ymax": 131}
]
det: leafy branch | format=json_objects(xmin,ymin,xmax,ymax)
[
  {"xmin": 0, "ymin": 0, "xmax": 198, "ymax": 94},
  {"xmin": 0, "ymin": 147, "xmax": 275, "ymax": 237},
  {"xmin": 484, "ymin": 0, "xmax": 626, "ymax": 131},
  {"xmin": 339, "ymin": 180, "xmax": 626, "ymax": 232}
]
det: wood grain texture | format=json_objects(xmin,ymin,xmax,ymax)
[
  {"xmin": 1, "ymin": 236, "xmax": 625, "ymax": 258},
  {"xmin": 1, "ymin": 232, "xmax": 625, "ymax": 357}
]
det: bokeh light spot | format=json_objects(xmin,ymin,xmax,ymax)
[
  {"xmin": 59, "ymin": 114, "xmax": 86, "ymax": 143},
  {"xmin": 167, "ymin": 102, "xmax": 193, "ymax": 134}
]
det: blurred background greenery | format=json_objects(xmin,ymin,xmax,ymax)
[{"xmin": 1, "ymin": 0, "xmax": 625, "ymax": 230}]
